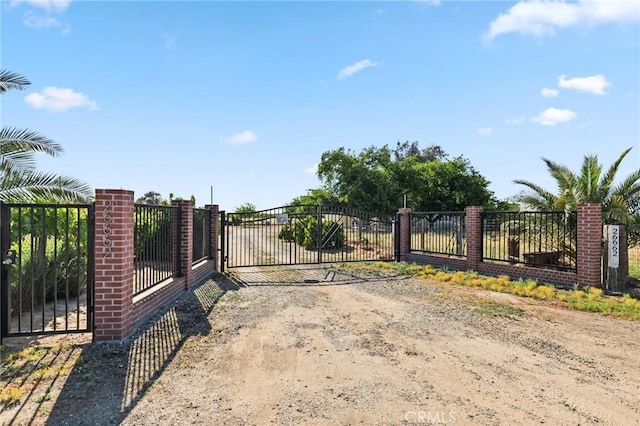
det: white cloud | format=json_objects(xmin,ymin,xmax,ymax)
[
  {"xmin": 337, "ymin": 59, "xmax": 379, "ymax": 80},
  {"xmin": 305, "ymin": 164, "xmax": 318, "ymax": 175},
  {"xmin": 541, "ymin": 87, "xmax": 559, "ymax": 98},
  {"xmin": 477, "ymin": 127, "xmax": 493, "ymax": 137},
  {"xmin": 24, "ymin": 87, "xmax": 97, "ymax": 112},
  {"xmin": 23, "ymin": 13, "xmax": 60, "ymax": 28},
  {"xmin": 505, "ymin": 116, "xmax": 525, "ymax": 125},
  {"xmin": 558, "ymin": 74, "xmax": 611, "ymax": 95},
  {"xmin": 532, "ymin": 107, "xmax": 577, "ymax": 126},
  {"xmin": 412, "ymin": 0, "xmax": 441, "ymax": 5},
  {"xmin": 227, "ymin": 130, "xmax": 258, "ymax": 145},
  {"xmin": 11, "ymin": 0, "xmax": 71, "ymax": 12},
  {"xmin": 485, "ymin": 0, "xmax": 640, "ymax": 40}
]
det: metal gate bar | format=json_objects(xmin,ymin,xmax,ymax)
[
  {"xmin": 223, "ymin": 205, "xmax": 395, "ymax": 269},
  {"xmin": 1, "ymin": 203, "xmax": 94, "ymax": 340}
]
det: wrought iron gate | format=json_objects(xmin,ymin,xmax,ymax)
[
  {"xmin": 221, "ymin": 205, "xmax": 396, "ymax": 270},
  {"xmin": 0, "ymin": 203, "xmax": 94, "ymax": 342}
]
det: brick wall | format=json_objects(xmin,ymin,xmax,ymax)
[
  {"xmin": 94, "ymin": 189, "xmax": 135, "ymax": 342},
  {"xmin": 93, "ymin": 189, "xmax": 220, "ymax": 342}
]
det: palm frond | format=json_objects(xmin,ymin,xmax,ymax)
[
  {"xmin": 0, "ymin": 169, "xmax": 92, "ymax": 203},
  {"xmin": 0, "ymin": 70, "xmax": 30, "ymax": 93},
  {"xmin": 577, "ymin": 154, "xmax": 603, "ymax": 202},
  {"xmin": 597, "ymin": 147, "xmax": 632, "ymax": 201}
]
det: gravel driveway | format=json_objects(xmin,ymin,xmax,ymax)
[{"xmin": 4, "ymin": 263, "xmax": 632, "ymax": 426}]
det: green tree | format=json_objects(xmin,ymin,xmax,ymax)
[
  {"xmin": 316, "ymin": 143, "xmax": 498, "ymax": 214},
  {"xmin": 234, "ymin": 202, "xmax": 257, "ymax": 214},
  {"xmin": 136, "ymin": 191, "xmax": 167, "ymax": 205},
  {"xmin": 290, "ymin": 188, "xmax": 340, "ymax": 206},
  {"xmin": 514, "ymin": 147, "xmax": 640, "ymax": 246},
  {"xmin": 0, "ymin": 70, "xmax": 92, "ymax": 202}
]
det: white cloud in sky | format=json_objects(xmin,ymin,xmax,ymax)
[
  {"xmin": 227, "ymin": 130, "xmax": 258, "ymax": 145},
  {"xmin": 24, "ymin": 87, "xmax": 97, "ymax": 112},
  {"xmin": 532, "ymin": 107, "xmax": 577, "ymax": 126},
  {"xmin": 558, "ymin": 74, "xmax": 611, "ymax": 95},
  {"xmin": 305, "ymin": 164, "xmax": 318, "ymax": 175},
  {"xmin": 337, "ymin": 59, "xmax": 379, "ymax": 80},
  {"xmin": 412, "ymin": 0, "xmax": 441, "ymax": 5},
  {"xmin": 23, "ymin": 13, "xmax": 60, "ymax": 28},
  {"xmin": 541, "ymin": 87, "xmax": 559, "ymax": 98},
  {"xmin": 11, "ymin": 0, "xmax": 71, "ymax": 12},
  {"xmin": 485, "ymin": 0, "xmax": 640, "ymax": 40},
  {"xmin": 505, "ymin": 117, "xmax": 525, "ymax": 125},
  {"xmin": 477, "ymin": 127, "xmax": 493, "ymax": 136}
]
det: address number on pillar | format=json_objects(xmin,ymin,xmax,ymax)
[
  {"xmin": 103, "ymin": 200, "xmax": 113, "ymax": 258},
  {"xmin": 608, "ymin": 225, "xmax": 619, "ymax": 269}
]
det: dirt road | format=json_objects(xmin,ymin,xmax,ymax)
[{"xmin": 3, "ymin": 264, "xmax": 640, "ymax": 425}]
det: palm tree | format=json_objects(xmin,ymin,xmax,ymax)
[
  {"xmin": 0, "ymin": 70, "xmax": 92, "ymax": 202},
  {"xmin": 514, "ymin": 148, "xmax": 640, "ymax": 246}
]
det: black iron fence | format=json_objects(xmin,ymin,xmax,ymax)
[
  {"xmin": 0, "ymin": 203, "xmax": 94, "ymax": 338},
  {"xmin": 410, "ymin": 212, "xmax": 466, "ymax": 257},
  {"xmin": 192, "ymin": 208, "xmax": 210, "ymax": 264},
  {"xmin": 133, "ymin": 204, "xmax": 179, "ymax": 295},
  {"xmin": 482, "ymin": 210, "xmax": 577, "ymax": 272}
]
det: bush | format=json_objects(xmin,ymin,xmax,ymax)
[{"xmin": 278, "ymin": 217, "xmax": 344, "ymax": 250}]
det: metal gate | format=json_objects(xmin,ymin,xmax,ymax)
[
  {"xmin": 221, "ymin": 205, "xmax": 397, "ymax": 270},
  {"xmin": 0, "ymin": 203, "xmax": 94, "ymax": 342}
]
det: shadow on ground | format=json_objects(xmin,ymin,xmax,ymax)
[
  {"xmin": 26, "ymin": 274, "xmax": 242, "ymax": 425},
  {"xmin": 224, "ymin": 264, "xmax": 405, "ymax": 287}
]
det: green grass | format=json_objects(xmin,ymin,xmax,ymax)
[{"xmin": 338, "ymin": 261, "xmax": 640, "ymax": 320}]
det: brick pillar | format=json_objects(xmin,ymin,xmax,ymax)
[
  {"xmin": 465, "ymin": 206, "xmax": 483, "ymax": 269},
  {"xmin": 398, "ymin": 208, "xmax": 412, "ymax": 261},
  {"xmin": 205, "ymin": 204, "xmax": 219, "ymax": 271},
  {"xmin": 173, "ymin": 199, "xmax": 193, "ymax": 288},
  {"xmin": 93, "ymin": 189, "xmax": 135, "ymax": 342},
  {"xmin": 577, "ymin": 203, "xmax": 602, "ymax": 287}
]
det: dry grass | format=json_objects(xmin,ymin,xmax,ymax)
[{"xmin": 339, "ymin": 262, "xmax": 640, "ymax": 320}]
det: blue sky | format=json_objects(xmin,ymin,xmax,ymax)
[{"xmin": 2, "ymin": 0, "xmax": 639, "ymax": 211}]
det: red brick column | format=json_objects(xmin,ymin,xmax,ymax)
[
  {"xmin": 205, "ymin": 204, "xmax": 219, "ymax": 271},
  {"xmin": 93, "ymin": 189, "xmax": 135, "ymax": 342},
  {"xmin": 173, "ymin": 199, "xmax": 193, "ymax": 288},
  {"xmin": 398, "ymin": 208, "xmax": 412, "ymax": 261},
  {"xmin": 465, "ymin": 206, "xmax": 483, "ymax": 269},
  {"xmin": 577, "ymin": 203, "xmax": 602, "ymax": 286}
]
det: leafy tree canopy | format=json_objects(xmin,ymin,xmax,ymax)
[
  {"xmin": 136, "ymin": 191, "xmax": 170, "ymax": 205},
  {"xmin": 302, "ymin": 141, "xmax": 503, "ymax": 215},
  {"xmin": 234, "ymin": 202, "xmax": 257, "ymax": 214}
]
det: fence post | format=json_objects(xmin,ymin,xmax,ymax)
[
  {"xmin": 93, "ymin": 189, "xmax": 135, "ymax": 342},
  {"xmin": 465, "ymin": 206, "xmax": 483, "ymax": 269},
  {"xmin": 603, "ymin": 224, "xmax": 628, "ymax": 292},
  {"xmin": 205, "ymin": 204, "xmax": 219, "ymax": 271},
  {"xmin": 173, "ymin": 199, "xmax": 193, "ymax": 289},
  {"xmin": 397, "ymin": 208, "xmax": 412, "ymax": 261},
  {"xmin": 577, "ymin": 203, "xmax": 602, "ymax": 287}
]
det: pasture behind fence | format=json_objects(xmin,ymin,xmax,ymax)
[
  {"xmin": 481, "ymin": 210, "xmax": 577, "ymax": 272},
  {"xmin": 410, "ymin": 212, "xmax": 466, "ymax": 257},
  {"xmin": 133, "ymin": 204, "xmax": 180, "ymax": 295}
]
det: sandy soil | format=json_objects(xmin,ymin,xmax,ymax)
[{"xmin": 3, "ymin": 263, "xmax": 639, "ymax": 426}]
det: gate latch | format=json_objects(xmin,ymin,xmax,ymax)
[{"xmin": 3, "ymin": 250, "xmax": 16, "ymax": 266}]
